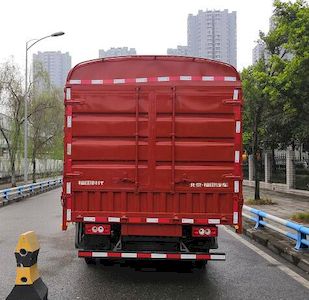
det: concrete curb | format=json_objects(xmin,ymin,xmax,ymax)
[
  {"xmin": 0, "ymin": 185, "xmax": 61, "ymax": 208},
  {"xmin": 243, "ymin": 180, "xmax": 309, "ymax": 198},
  {"xmin": 242, "ymin": 220, "xmax": 309, "ymax": 274}
]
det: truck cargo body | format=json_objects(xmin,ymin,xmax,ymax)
[{"xmin": 62, "ymin": 56, "xmax": 243, "ymax": 263}]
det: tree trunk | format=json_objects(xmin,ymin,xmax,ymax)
[
  {"xmin": 271, "ymin": 147, "xmax": 277, "ymax": 173},
  {"xmin": 32, "ymin": 154, "xmax": 36, "ymax": 183},
  {"xmin": 253, "ymin": 114, "xmax": 260, "ymax": 200},
  {"xmin": 11, "ymin": 160, "xmax": 17, "ymax": 187}
]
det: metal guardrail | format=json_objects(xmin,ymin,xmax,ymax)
[
  {"xmin": 0, "ymin": 177, "xmax": 62, "ymax": 203},
  {"xmin": 243, "ymin": 205, "xmax": 309, "ymax": 250}
]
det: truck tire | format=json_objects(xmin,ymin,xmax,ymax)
[
  {"xmin": 195, "ymin": 260, "xmax": 207, "ymax": 269},
  {"xmin": 84, "ymin": 257, "xmax": 96, "ymax": 265}
]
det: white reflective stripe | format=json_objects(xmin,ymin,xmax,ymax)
[
  {"xmin": 235, "ymin": 151, "xmax": 240, "ymax": 163},
  {"xmin": 66, "ymin": 209, "xmax": 71, "ymax": 221},
  {"xmin": 208, "ymin": 219, "xmax": 220, "ymax": 224},
  {"xmin": 136, "ymin": 77, "xmax": 147, "ymax": 83},
  {"xmin": 225, "ymin": 76, "xmax": 236, "ymax": 82},
  {"xmin": 114, "ymin": 79, "xmax": 125, "ymax": 84},
  {"xmin": 84, "ymin": 217, "xmax": 96, "ymax": 222},
  {"xmin": 91, "ymin": 79, "xmax": 103, "ymax": 84},
  {"xmin": 236, "ymin": 121, "xmax": 241, "ymax": 133},
  {"xmin": 66, "ymin": 182, "xmax": 71, "ymax": 194},
  {"xmin": 114, "ymin": 78, "xmax": 125, "ymax": 84},
  {"xmin": 151, "ymin": 253, "xmax": 167, "ymax": 259},
  {"xmin": 66, "ymin": 88, "xmax": 71, "ymax": 100},
  {"xmin": 69, "ymin": 79, "xmax": 81, "ymax": 84},
  {"xmin": 157, "ymin": 76, "xmax": 169, "ymax": 82},
  {"xmin": 210, "ymin": 254, "xmax": 226, "ymax": 260},
  {"xmin": 67, "ymin": 116, "xmax": 72, "ymax": 128},
  {"xmin": 92, "ymin": 252, "xmax": 108, "ymax": 258},
  {"xmin": 202, "ymin": 76, "xmax": 214, "ymax": 81},
  {"xmin": 233, "ymin": 212, "xmax": 239, "ymax": 224},
  {"xmin": 146, "ymin": 218, "xmax": 159, "ymax": 223},
  {"xmin": 67, "ymin": 143, "xmax": 72, "ymax": 155},
  {"xmin": 121, "ymin": 253, "xmax": 137, "ymax": 258},
  {"xmin": 180, "ymin": 76, "xmax": 192, "ymax": 81},
  {"xmin": 181, "ymin": 254, "xmax": 196, "ymax": 260},
  {"xmin": 108, "ymin": 217, "xmax": 120, "ymax": 223},
  {"xmin": 233, "ymin": 89, "xmax": 239, "ymax": 100},
  {"xmin": 182, "ymin": 218, "xmax": 194, "ymax": 224},
  {"xmin": 234, "ymin": 181, "xmax": 240, "ymax": 193}
]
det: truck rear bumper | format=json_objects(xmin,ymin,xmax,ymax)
[{"xmin": 78, "ymin": 250, "xmax": 225, "ymax": 261}]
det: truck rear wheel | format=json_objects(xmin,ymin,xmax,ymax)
[
  {"xmin": 195, "ymin": 260, "xmax": 207, "ymax": 269},
  {"xmin": 84, "ymin": 257, "xmax": 96, "ymax": 265}
]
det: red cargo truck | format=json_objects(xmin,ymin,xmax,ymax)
[{"xmin": 62, "ymin": 56, "xmax": 243, "ymax": 266}]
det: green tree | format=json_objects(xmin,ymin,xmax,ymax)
[
  {"xmin": 0, "ymin": 60, "xmax": 25, "ymax": 187},
  {"xmin": 242, "ymin": 0, "xmax": 309, "ymax": 199},
  {"xmin": 242, "ymin": 60, "xmax": 271, "ymax": 199},
  {"xmin": 261, "ymin": 0, "xmax": 309, "ymax": 148},
  {"xmin": 29, "ymin": 62, "xmax": 64, "ymax": 182}
]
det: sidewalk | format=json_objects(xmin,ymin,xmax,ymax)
[
  {"xmin": 242, "ymin": 185, "xmax": 309, "ymax": 273},
  {"xmin": 243, "ymin": 185, "xmax": 309, "ymax": 224}
]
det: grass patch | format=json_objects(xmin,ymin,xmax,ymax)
[
  {"xmin": 245, "ymin": 198, "xmax": 277, "ymax": 205},
  {"xmin": 290, "ymin": 212, "xmax": 309, "ymax": 224}
]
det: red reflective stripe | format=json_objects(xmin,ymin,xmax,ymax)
[
  {"xmin": 137, "ymin": 253, "xmax": 151, "ymax": 259},
  {"xmin": 126, "ymin": 78, "xmax": 136, "ymax": 83},
  {"xmin": 166, "ymin": 253, "xmax": 181, "ymax": 260},
  {"xmin": 233, "ymin": 197, "xmax": 238, "ymax": 212},
  {"xmin": 80, "ymin": 80, "xmax": 91, "ymax": 85},
  {"xmin": 169, "ymin": 76, "xmax": 180, "ymax": 81},
  {"xmin": 107, "ymin": 252, "xmax": 122, "ymax": 258},
  {"xmin": 196, "ymin": 254, "xmax": 211, "ymax": 260},
  {"xmin": 194, "ymin": 218, "xmax": 209, "ymax": 224},
  {"xmin": 148, "ymin": 77, "xmax": 157, "ymax": 82},
  {"xmin": 79, "ymin": 251, "xmax": 92, "ymax": 257},
  {"xmin": 192, "ymin": 76, "xmax": 203, "ymax": 81},
  {"xmin": 66, "ymin": 196, "xmax": 72, "ymax": 210},
  {"xmin": 214, "ymin": 76, "xmax": 224, "ymax": 81},
  {"xmin": 128, "ymin": 217, "xmax": 143, "ymax": 223},
  {"xmin": 94, "ymin": 217, "xmax": 108, "ymax": 223},
  {"xmin": 158, "ymin": 218, "xmax": 171, "ymax": 223}
]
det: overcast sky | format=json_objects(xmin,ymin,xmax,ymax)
[{"xmin": 0, "ymin": 0, "xmax": 275, "ymax": 71}]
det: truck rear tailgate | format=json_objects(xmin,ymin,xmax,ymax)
[{"xmin": 62, "ymin": 56, "xmax": 243, "ymax": 230}]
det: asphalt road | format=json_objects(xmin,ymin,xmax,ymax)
[{"xmin": 0, "ymin": 189, "xmax": 308, "ymax": 300}]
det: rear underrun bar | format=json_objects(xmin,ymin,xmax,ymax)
[{"xmin": 78, "ymin": 251, "xmax": 226, "ymax": 261}]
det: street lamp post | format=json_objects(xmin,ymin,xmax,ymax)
[{"xmin": 24, "ymin": 31, "xmax": 64, "ymax": 182}]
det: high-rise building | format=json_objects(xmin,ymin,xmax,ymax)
[
  {"xmin": 187, "ymin": 9, "xmax": 237, "ymax": 67},
  {"xmin": 33, "ymin": 51, "xmax": 71, "ymax": 89},
  {"xmin": 167, "ymin": 46, "xmax": 189, "ymax": 56},
  {"xmin": 99, "ymin": 47, "xmax": 136, "ymax": 58},
  {"xmin": 252, "ymin": 17, "xmax": 293, "ymax": 65},
  {"xmin": 252, "ymin": 40, "xmax": 266, "ymax": 64}
]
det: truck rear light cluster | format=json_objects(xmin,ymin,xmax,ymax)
[
  {"xmin": 85, "ymin": 224, "xmax": 111, "ymax": 235},
  {"xmin": 192, "ymin": 226, "xmax": 218, "ymax": 237}
]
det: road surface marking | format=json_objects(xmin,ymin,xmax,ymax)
[{"xmin": 223, "ymin": 226, "xmax": 309, "ymax": 289}]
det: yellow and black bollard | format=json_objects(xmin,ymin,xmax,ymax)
[{"xmin": 6, "ymin": 231, "xmax": 48, "ymax": 300}]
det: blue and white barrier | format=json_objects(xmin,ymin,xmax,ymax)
[
  {"xmin": 243, "ymin": 205, "xmax": 309, "ymax": 250},
  {"xmin": 0, "ymin": 177, "xmax": 62, "ymax": 203}
]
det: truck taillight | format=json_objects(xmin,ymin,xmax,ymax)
[
  {"xmin": 85, "ymin": 224, "xmax": 111, "ymax": 235},
  {"xmin": 192, "ymin": 226, "xmax": 218, "ymax": 237}
]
